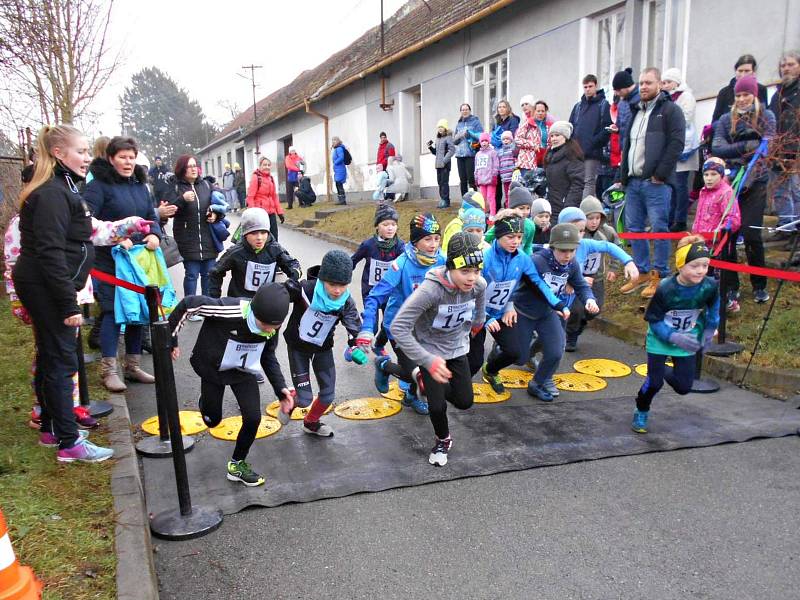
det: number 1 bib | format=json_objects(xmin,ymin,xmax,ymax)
[
  {"xmin": 432, "ymin": 300, "xmax": 475, "ymax": 330},
  {"xmin": 219, "ymin": 340, "xmax": 265, "ymax": 374},
  {"xmin": 485, "ymin": 280, "xmax": 515, "ymax": 312},
  {"xmin": 299, "ymin": 308, "xmax": 338, "ymax": 345},
  {"xmin": 244, "ymin": 261, "xmax": 277, "ymax": 292},
  {"xmin": 368, "ymin": 259, "xmax": 392, "ymax": 286}
]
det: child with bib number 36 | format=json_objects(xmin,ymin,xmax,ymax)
[{"xmin": 169, "ymin": 283, "xmax": 295, "ymax": 487}]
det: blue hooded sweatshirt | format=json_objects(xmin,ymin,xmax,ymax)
[
  {"xmin": 361, "ymin": 242, "xmax": 446, "ymax": 339},
  {"xmin": 513, "ymin": 248, "xmax": 594, "ymax": 319}
]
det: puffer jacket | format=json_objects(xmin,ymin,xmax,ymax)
[
  {"xmin": 453, "ymin": 114, "xmax": 483, "ymax": 157},
  {"xmin": 84, "ymin": 158, "xmax": 162, "ymax": 274},
  {"xmin": 168, "ymin": 176, "xmax": 219, "ymax": 261},
  {"xmin": 430, "ymin": 131, "xmax": 456, "ymax": 169},
  {"xmin": 332, "ymin": 144, "xmax": 347, "ymax": 182},
  {"xmin": 514, "ymin": 118, "xmax": 542, "ymax": 170},
  {"xmin": 712, "ymin": 108, "xmax": 776, "ymax": 185},
  {"xmin": 246, "ymin": 170, "xmax": 282, "ymax": 215},
  {"xmin": 545, "ymin": 144, "xmax": 584, "ymax": 219}
]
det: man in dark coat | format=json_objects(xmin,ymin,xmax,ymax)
[
  {"xmin": 769, "ymin": 50, "xmax": 800, "ymax": 233},
  {"xmin": 569, "ymin": 74, "xmax": 612, "ymax": 198}
]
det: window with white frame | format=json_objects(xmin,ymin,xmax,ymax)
[
  {"xmin": 640, "ymin": 0, "xmax": 689, "ymax": 73},
  {"xmin": 593, "ymin": 5, "xmax": 626, "ymax": 91},
  {"xmin": 471, "ymin": 54, "xmax": 508, "ymax": 128}
]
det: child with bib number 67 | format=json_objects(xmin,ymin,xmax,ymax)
[{"xmin": 169, "ymin": 283, "xmax": 295, "ymax": 487}]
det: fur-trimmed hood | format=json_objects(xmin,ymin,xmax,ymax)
[{"xmin": 88, "ymin": 157, "xmax": 148, "ymax": 185}]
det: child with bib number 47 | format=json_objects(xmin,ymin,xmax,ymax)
[
  {"xmin": 282, "ymin": 250, "xmax": 365, "ymax": 437},
  {"xmin": 632, "ymin": 235, "xmax": 719, "ymax": 434},
  {"xmin": 168, "ymin": 283, "xmax": 295, "ymax": 487},
  {"xmin": 390, "ymin": 232, "xmax": 487, "ymax": 467}
]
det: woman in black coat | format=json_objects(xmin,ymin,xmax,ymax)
[{"xmin": 544, "ymin": 120, "xmax": 585, "ymax": 222}]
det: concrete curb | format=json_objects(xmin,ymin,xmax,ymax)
[{"xmin": 107, "ymin": 393, "xmax": 159, "ymax": 600}]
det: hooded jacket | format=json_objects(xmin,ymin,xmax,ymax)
[
  {"xmin": 361, "ymin": 242, "xmax": 446, "ymax": 340},
  {"xmin": 332, "ymin": 144, "xmax": 348, "ymax": 182},
  {"xmin": 692, "ymin": 179, "xmax": 741, "ymax": 234},
  {"xmin": 545, "ymin": 144, "xmax": 584, "ymax": 218},
  {"xmin": 474, "ymin": 145, "xmax": 499, "ymax": 185},
  {"xmin": 568, "ymin": 89, "xmax": 612, "ymax": 160},
  {"xmin": 580, "ymin": 196, "xmax": 621, "ymax": 277},
  {"xmin": 168, "ymin": 176, "xmax": 219, "ymax": 261},
  {"xmin": 514, "ymin": 118, "xmax": 542, "ymax": 170},
  {"xmin": 390, "ymin": 266, "xmax": 486, "ymax": 369},
  {"xmin": 453, "ymin": 114, "xmax": 483, "ymax": 158},
  {"xmin": 513, "ymin": 248, "xmax": 594, "ymax": 319},
  {"xmin": 83, "ymin": 158, "xmax": 162, "ymax": 273},
  {"xmin": 13, "ymin": 163, "xmax": 95, "ymax": 318},
  {"xmin": 491, "ymin": 114, "xmax": 521, "ymax": 148},
  {"xmin": 616, "ymin": 85, "xmax": 640, "ymax": 148},
  {"xmin": 376, "ymin": 140, "xmax": 396, "ymax": 169},
  {"xmin": 429, "ymin": 130, "xmax": 456, "ymax": 169},
  {"xmin": 246, "ymin": 170, "xmax": 283, "ymax": 215},
  {"xmin": 209, "ymin": 235, "xmax": 301, "ymax": 298}
]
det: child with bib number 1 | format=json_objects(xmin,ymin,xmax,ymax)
[{"xmin": 168, "ymin": 283, "xmax": 295, "ymax": 487}]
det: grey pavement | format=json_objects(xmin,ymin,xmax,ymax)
[{"xmin": 129, "ymin": 223, "xmax": 800, "ymax": 600}]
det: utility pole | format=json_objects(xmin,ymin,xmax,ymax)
[
  {"xmin": 380, "ymin": 0, "xmax": 384, "ymax": 55},
  {"xmin": 241, "ymin": 64, "xmax": 263, "ymax": 123}
]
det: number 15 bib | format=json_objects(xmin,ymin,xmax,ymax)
[
  {"xmin": 299, "ymin": 308, "xmax": 338, "ymax": 345},
  {"xmin": 432, "ymin": 300, "xmax": 475, "ymax": 330}
]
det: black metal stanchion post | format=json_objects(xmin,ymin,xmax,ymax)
[
  {"xmin": 81, "ymin": 305, "xmax": 96, "ymax": 364},
  {"xmin": 148, "ymin": 320, "xmax": 222, "ymax": 540},
  {"xmin": 690, "ymin": 349, "xmax": 720, "ymax": 394},
  {"xmin": 76, "ymin": 328, "xmax": 113, "ymax": 417},
  {"xmin": 706, "ymin": 270, "xmax": 744, "ymax": 357},
  {"xmin": 136, "ymin": 286, "xmax": 194, "ymax": 457}
]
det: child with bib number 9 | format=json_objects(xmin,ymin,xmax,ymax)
[
  {"xmin": 168, "ymin": 283, "xmax": 294, "ymax": 487},
  {"xmin": 390, "ymin": 232, "xmax": 487, "ymax": 467},
  {"xmin": 282, "ymin": 250, "xmax": 365, "ymax": 437},
  {"xmin": 632, "ymin": 235, "xmax": 719, "ymax": 434}
]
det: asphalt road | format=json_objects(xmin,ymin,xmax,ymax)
[{"xmin": 133, "ymin": 222, "xmax": 800, "ymax": 600}]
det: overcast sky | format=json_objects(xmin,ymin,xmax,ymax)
[{"xmin": 89, "ymin": 0, "xmax": 408, "ymax": 137}]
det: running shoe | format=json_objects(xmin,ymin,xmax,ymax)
[
  {"xmin": 28, "ymin": 405, "xmax": 42, "ymax": 430},
  {"xmin": 542, "ymin": 379, "xmax": 560, "ymax": 398},
  {"xmin": 753, "ymin": 289, "xmax": 770, "ymax": 304},
  {"xmin": 405, "ymin": 392, "xmax": 429, "ymax": 415},
  {"xmin": 226, "ymin": 460, "xmax": 265, "ymax": 487},
  {"xmin": 411, "ymin": 367, "xmax": 426, "ymax": 399},
  {"xmin": 481, "ymin": 363, "xmax": 505, "ymax": 394},
  {"xmin": 372, "ymin": 344, "xmax": 389, "ymax": 358},
  {"xmin": 374, "ymin": 356, "xmax": 391, "ymax": 394},
  {"xmin": 73, "ymin": 405, "xmax": 99, "ymax": 429},
  {"xmin": 726, "ymin": 291, "xmax": 741, "ymax": 314},
  {"xmin": 56, "ymin": 439, "xmax": 114, "ymax": 463},
  {"xmin": 527, "ymin": 380, "xmax": 554, "ymax": 402},
  {"xmin": 39, "ymin": 429, "xmax": 89, "ymax": 448},
  {"xmin": 428, "ymin": 436, "xmax": 453, "ymax": 467},
  {"xmin": 631, "ymin": 410, "xmax": 649, "ymax": 433},
  {"xmin": 302, "ymin": 420, "xmax": 334, "ymax": 437}
]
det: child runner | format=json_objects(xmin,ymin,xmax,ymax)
[
  {"xmin": 351, "ymin": 203, "xmax": 405, "ymax": 355},
  {"xmin": 209, "ymin": 207, "xmax": 301, "ymax": 299},
  {"xmin": 559, "ymin": 202, "xmax": 639, "ymax": 352},
  {"xmin": 486, "ymin": 223, "xmax": 598, "ymax": 402},
  {"xmin": 460, "ymin": 206, "xmax": 489, "ymax": 248},
  {"xmin": 531, "ymin": 197, "xmax": 552, "ymax": 245},
  {"xmin": 485, "ymin": 185, "xmax": 536, "ymax": 254},
  {"xmin": 474, "ymin": 132, "xmax": 500, "ymax": 217},
  {"xmin": 283, "ymin": 250, "xmax": 364, "ymax": 436},
  {"xmin": 168, "ymin": 283, "xmax": 294, "ymax": 486},
  {"xmin": 692, "ymin": 158, "xmax": 741, "ymax": 312},
  {"xmin": 442, "ymin": 191, "xmax": 485, "ymax": 251},
  {"xmin": 473, "ymin": 215, "xmax": 566, "ymax": 383},
  {"xmin": 632, "ymin": 235, "xmax": 719, "ymax": 433},
  {"xmin": 360, "ymin": 213, "xmax": 446, "ymax": 414},
  {"xmin": 390, "ymin": 232, "xmax": 487, "ymax": 466},
  {"xmin": 497, "ymin": 131, "xmax": 517, "ymax": 206}
]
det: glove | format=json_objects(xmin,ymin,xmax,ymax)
[
  {"xmin": 279, "ymin": 214, "xmax": 285, "ymax": 224},
  {"xmin": 355, "ymin": 330, "xmax": 374, "ymax": 348},
  {"xmin": 702, "ymin": 328, "xmax": 716, "ymax": 350},
  {"xmin": 283, "ymin": 278, "xmax": 301, "ymax": 296},
  {"xmin": 470, "ymin": 325, "xmax": 483, "ymax": 338},
  {"xmin": 669, "ymin": 332, "xmax": 701, "ymax": 352},
  {"xmin": 344, "ymin": 346, "xmax": 368, "ymax": 365}
]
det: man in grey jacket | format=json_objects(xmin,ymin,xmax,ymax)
[{"xmin": 390, "ymin": 232, "xmax": 486, "ymax": 467}]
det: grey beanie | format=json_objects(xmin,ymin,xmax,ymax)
[
  {"xmin": 240, "ymin": 208, "xmax": 271, "ymax": 236},
  {"xmin": 531, "ymin": 198, "xmax": 552, "ymax": 215},
  {"xmin": 374, "ymin": 203, "xmax": 399, "ymax": 226},
  {"xmin": 318, "ymin": 250, "xmax": 353, "ymax": 284},
  {"xmin": 549, "ymin": 120, "xmax": 573, "ymax": 140},
  {"xmin": 579, "ymin": 195, "xmax": 605, "ymax": 218},
  {"xmin": 508, "ymin": 185, "xmax": 533, "ymax": 209}
]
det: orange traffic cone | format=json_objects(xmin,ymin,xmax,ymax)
[{"xmin": 0, "ymin": 509, "xmax": 42, "ymax": 599}]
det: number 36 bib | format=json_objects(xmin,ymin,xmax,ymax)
[
  {"xmin": 299, "ymin": 308, "xmax": 339, "ymax": 345},
  {"xmin": 219, "ymin": 340, "xmax": 265, "ymax": 374},
  {"xmin": 664, "ymin": 308, "xmax": 700, "ymax": 333}
]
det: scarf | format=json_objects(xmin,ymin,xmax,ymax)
[
  {"xmin": 310, "ymin": 279, "xmax": 349, "ymax": 312},
  {"xmin": 405, "ymin": 241, "xmax": 438, "ymax": 267},
  {"xmin": 243, "ymin": 302, "xmax": 276, "ymax": 338},
  {"xmin": 376, "ymin": 234, "xmax": 397, "ymax": 253}
]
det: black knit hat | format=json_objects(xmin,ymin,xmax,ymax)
[
  {"xmin": 493, "ymin": 215, "xmax": 524, "ymax": 239},
  {"xmin": 508, "ymin": 185, "xmax": 533, "ymax": 209},
  {"xmin": 250, "ymin": 282, "xmax": 290, "ymax": 325},
  {"xmin": 409, "ymin": 212, "xmax": 441, "ymax": 244},
  {"xmin": 612, "ymin": 67, "xmax": 634, "ymax": 90},
  {"xmin": 446, "ymin": 232, "xmax": 483, "ymax": 270},
  {"xmin": 318, "ymin": 249, "xmax": 353, "ymax": 284},
  {"xmin": 374, "ymin": 203, "xmax": 399, "ymax": 226}
]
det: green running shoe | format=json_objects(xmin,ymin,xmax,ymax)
[
  {"xmin": 227, "ymin": 460, "xmax": 265, "ymax": 487},
  {"xmin": 481, "ymin": 363, "xmax": 505, "ymax": 394}
]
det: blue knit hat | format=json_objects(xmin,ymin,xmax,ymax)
[
  {"xmin": 461, "ymin": 207, "xmax": 486, "ymax": 232},
  {"xmin": 558, "ymin": 206, "xmax": 587, "ymax": 224}
]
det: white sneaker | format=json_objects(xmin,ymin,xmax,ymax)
[
  {"xmin": 428, "ymin": 436, "xmax": 452, "ymax": 467},
  {"xmin": 302, "ymin": 421, "xmax": 334, "ymax": 437}
]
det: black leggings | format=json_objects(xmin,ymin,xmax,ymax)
[
  {"xmin": 636, "ymin": 353, "xmax": 695, "ymax": 412},
  {"xmin": 200, "ymin": 377, "xmax": 261, "ymax": 461},
  {"xmin": 437, "ymin": 166, "xmax": 451, "ymax": 203},
  {"xmin": 456, "ymin": 156, "xmax": 476, "ymax": 196},
  {"xmin": 287, "ymin": 346, "xmax": 336, "ymax": 408},
  {"xmin": 421, "ymin": 355, "xmax": 474, "ymax": 439},
  {"xmin": 383, "ymin": 340, "xmax": 418, "ymax": 397},
  {"xmin": 286, "ymin": 180, "xmax": 296, "ymax": 208},
  {"xmin": 723, "ymin": 182, "xmax": 766, "ymax": 292},
  {"xmin": 269, "ymin": 212, "xmax": 279, "ymax": 242}
]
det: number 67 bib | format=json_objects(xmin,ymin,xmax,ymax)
[
  {"xmin": 245, "ymin": 261, "xmax": 277, "ymax": 292},
  {"xmin": 299, "ymin": 308, "xmax": 339, "ymax": 345},
  {"xmin": 220, "ymin": 340, "xmax": 265, "ymax": 374}
]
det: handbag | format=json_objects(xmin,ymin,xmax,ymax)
[{"xmin": 160, "ymin": 234, "xmax": 183, "ymax": 268}]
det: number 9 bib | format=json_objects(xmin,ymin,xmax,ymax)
[{"xmin": 299, "ymin": 308, "xmax": 339, "ymax": 345}]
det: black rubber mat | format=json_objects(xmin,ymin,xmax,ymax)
[{"xmin": 140, "ymin": 389, "xmax": 800, "ymax": 515}]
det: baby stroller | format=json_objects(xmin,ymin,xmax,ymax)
[
  {"xmin": 601, "ymin": 183, "xmax": 626, "ymax": 237},
  {"xmin": 512, "ymin": 167, "xmax": 548, "ymax": 198}
]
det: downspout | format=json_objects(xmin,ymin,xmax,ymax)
[{"xmin": 304, "ymin": 99, "xmax": 332, "ymax": 203}]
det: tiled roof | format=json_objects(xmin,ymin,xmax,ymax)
[{"xmin": 201, "ymin": 0, "xmax": 513, "ymax": 151}]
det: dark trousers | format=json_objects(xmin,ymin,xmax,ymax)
[
  {"xmin": 467, "ymin": 327, "xmax": 486, "ymax": 376},
  {"xmin": 95, "ymin": 278, "xmax": 143, "ymax": 358},
  {"xmin": 566, "ymin": 280, "xmax": 606, "ymax": 337},
  {"xmin": 13, "ymin": 279, "xmax": 80, "ymax": 448},
  {"xmin": 723, "ymin": 182, "xmax": 767, "ymax": 292},
  {"xmin": 287, "ymin": 346, "xmax": 336, "ymax": 408},
  {"xmin": 268, "ymin": 212, "xmax": 279, "ymax": 242},
  {"xmin": 200, "ymin": 377, "xmax": 260, "ymax": 461},
  {"xmin": 456, "ymin": 156, "xmax": 476, "ymax": 196},
  {"xmin": 421, "ymin": 355, "xmax": 474, "ymax": 439},
  {"xmin": 486, "ymin": 309, "xmax": 564, "ymax": 384},
  {"xmin": 669, "ymin": 170, "xmax": 691, "ymax": 226},
  {"xmin": 335, "ymin": 181, "xmax": 346, "ymax": 204},
  {"xmin": 635, "ymin": 353, "xmax": 695, "ymax": 412},
  {"xmin": 495, "ymin": 174, "xmax": 504, "ymax": 208},
  {"xmin": 483, "ymin": 320, "xmax": 526, "ymax": 375},
  {"xmin": 437, "ymin": 166, "xmax": 451, "ymax": 204},
  {"xmin": 384, "ymin": 340, "xmax": 418, "ymax": 397},
  {"xmin": 286, "ymin": 180, "xmax": 297, "ymax": 208}
]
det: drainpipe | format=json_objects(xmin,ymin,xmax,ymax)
[
  {"xmin": 304, "ymin": 99, "xmax": 332, "ymax": 203},
  {"xmin": 380, "ymin": 74, "xmax": 394, "ymax": 111}
]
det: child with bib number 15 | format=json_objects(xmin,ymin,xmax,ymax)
[
  {"xmin": 168, "ymin": 283, "xmax": 295, "ymax": 487},
  {"xmin": 632, "ymin": 235, "xmax": 719, "ymax": 434}
]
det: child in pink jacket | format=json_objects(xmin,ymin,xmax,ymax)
[{"xmin": 474, "ymin": 132, "xmax": 499, "ymax": 217}]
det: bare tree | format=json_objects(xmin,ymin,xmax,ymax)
[
  {"xmin": 0, "ymin": 0, "xmax": 119, "ymax": 127},
  {"xmin": 217, "ymin": 99, "xmax": 243, "ymax": 123}
]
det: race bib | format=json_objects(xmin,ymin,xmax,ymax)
[
  {"xmin": 219, "ymin": 340, "xmax": 265, "ymax": 374},
  {"xmin": 299, "ymin": 308, "xmax": 338, "ymax": 345},
  {"xmin": 244, "ymin": 261, "xmax": 276, "ymax": 292},
  {"xmin": 475, "ymin": 154, "xmax": 489, "ymax": 169},
  {"xmin": 664, "ymin": 309, "xmax": 700, "ymax": 333},
  {"xmin": 543, "ymin": 272, "xmax": 569, "ymax": 296},
  {"xmin": 432, "ymin": 300, "xmax": 475, "ymax": 331},
  {"xmin": 486, "ymin": 280, "xmax": 515, "ymax": 312},
  {"xmin": 368, "ymin": 259, "xmax": 392, "ymax": 286},
  {"xmin": 582, "ymin": 252, "xmax": 602, "ymax": 276}
]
